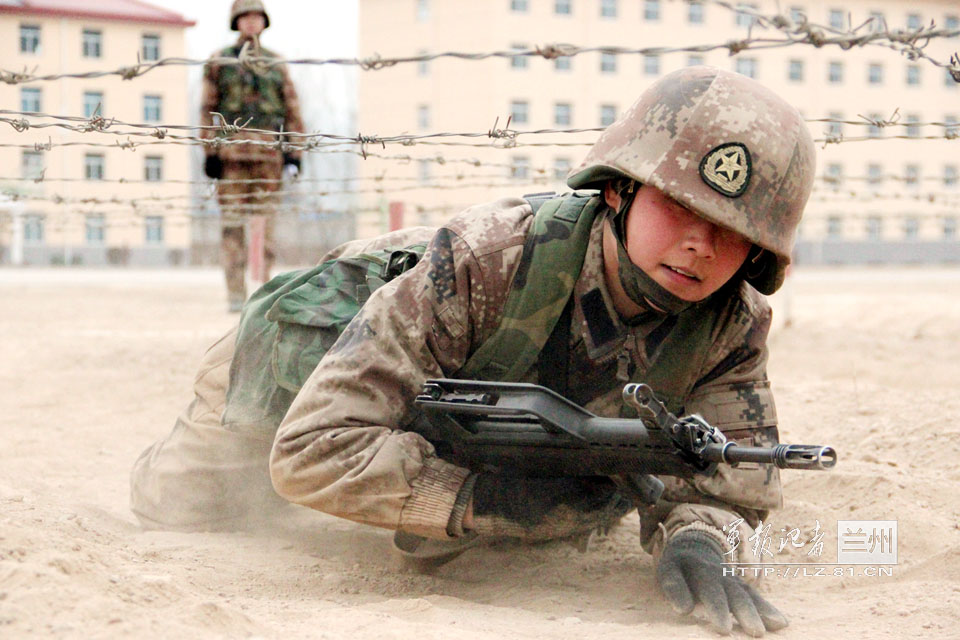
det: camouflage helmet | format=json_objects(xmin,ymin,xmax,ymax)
[
  {"xmin": 567, "ymin": 66, "xmax": 816, "ymax": 294},
  {"xmin": 230, "ymin": 0, "xmax": 270, "ymax": 30}
]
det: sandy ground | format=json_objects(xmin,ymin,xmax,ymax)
[{"xmin": 1, "ymin": 265, "xmax": 959, "ymax": 639}]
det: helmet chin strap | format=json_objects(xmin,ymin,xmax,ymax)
[{"xmin": 609, "ymin": 181, "xmax": 693, "ymax": 317}]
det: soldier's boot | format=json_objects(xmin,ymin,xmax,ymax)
[{"xmin": 391, "ymin": 530, "xmax": 482, "ymax": 573}]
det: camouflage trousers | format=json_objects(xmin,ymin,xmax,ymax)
[
  {"xmin": 218, "ymin": 160, "xmax": 283, "ymax": 307},
  {"xmin": 129, "ymin": 327, "xmax": 289, "ymax": 530}
]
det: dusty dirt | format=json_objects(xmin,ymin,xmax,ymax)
[{"xmin": 1, "ymin": 265, "xmax": 959, "ymax": 639}]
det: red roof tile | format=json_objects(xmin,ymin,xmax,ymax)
[{"xmin": 0, "ymin": 0, "xmax": 195, "ymax": 27}]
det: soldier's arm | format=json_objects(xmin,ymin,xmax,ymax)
[
  {"xmin": 279, "ymin": 64, "xmax": 304, "ymax": 161},
  {"xmin": 645, "ymin": 299, "xmax": 780, "ymax": 567},
  {"xmin": 269, "ymin": 227, "xmax": 485, "ymax": 540},
  {"xmin": 199, "ymin": 58, "xmax": 220, "ymax": 146}
]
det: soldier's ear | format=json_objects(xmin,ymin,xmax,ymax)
[{"xmin": 603, "ymin": 182, "xmax": 621, "ymax": 210}]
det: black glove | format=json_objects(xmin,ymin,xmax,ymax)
[
  {"xmin": 470, "ymin": 475, "xmax": 632, "ymax": 540},
  {"xmin": 204, "ymin": 155, "xmax": 223, "ymax": 179},
  {"xmin": 657, "ymin": 530, "xmax": 788, "ymax": 637}
]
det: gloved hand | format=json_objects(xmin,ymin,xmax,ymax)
[
  {"xmin": 657, "ymin": 530, "xmax": 788, "ymax": 637},
  {"xmin": 469, "ymin": 475, "xmax": 633, "ymax": 541},
  {"xmin": 204, "ymin": 154, "xmax": 223, "ymax": 179},
  {"xmin": 282, "ymin": 154, "xmax": 300, "ymax": 180}
]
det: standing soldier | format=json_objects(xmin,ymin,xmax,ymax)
[{"xmin": 201, "ymin": 0, "xmax": 305, "ymax": 312}]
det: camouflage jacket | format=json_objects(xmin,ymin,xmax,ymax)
[
  {"xmin": 269, "ymin": 194, "xmax": 782, "ymax": 563},
  {"xmin": 200, "ymin": 37, "xmax": 304, "ymax": 164}
]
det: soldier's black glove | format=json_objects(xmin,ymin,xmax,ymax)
[
  {"xmin": 470, "ymin": 475, "xmax": 632, "ymax": 541},
  {"xmin": 282, "ymin": 154, "xmax": 300, "ymax": 180},
  {"xmin": 657, "ymin": 530, "xmax": 788, "ymax": 637},
  {"xmin": 204, "ymin": 155, "xmax": 223, "ymax": 179}
]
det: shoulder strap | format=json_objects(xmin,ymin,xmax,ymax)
[{"xmin": 460, "ymin": 191, "xmax": 602, "ymax": 382}]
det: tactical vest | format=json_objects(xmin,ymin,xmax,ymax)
[
  {"xmin": 222, "ymin": 192, "xmax": 724, "ymax": 434},
  {"xmin": 214, "ymin": 45, "xmax": 288, "ymax": 132}
]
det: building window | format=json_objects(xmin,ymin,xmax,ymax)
[
  {"xmin": 554, "ymin": 102, "xmax": 572, "ymax": 126},
  {"xmin": 735, "ymin": 3, "xmax": 757, "ymax": 27},
  {"xmin": 944, "ymin": 217, "xmax": 958, "ymax": 239},
  {"xmin": 600, "ymin": 104, "xmax": 617, "ymax": 126},
  {"xmin": 906, "ymin": 13, "xmax": 922, "ymax": 30},
  {"xmin": 510, "ymin": 43, "xmax": 528, "ymax": 69},
  {"xmin": 142, "ymin": 34, "xmax": 160, "ymax": 61},
  {"xmin": 826, "ymin": 111, "xmax": 843, "ymax": 138},
  {"xmin": 788, "ymin": 59, "xmax": 803, "ymax": 82},
  {"xmin": 825, "ymin": 163, "xmax": 843, "ymax": 190},
  {"xmin": 867, "ymin": 113, "xmax": 883, "ymax": 138},
  {"xmin": 904, "ymin": 164, "xmax": 920, "ymax": 188},
  {"xmin": 23, "ymin": 215, "xmax": 45, "ymax": 244},
  {"xmin": 947, "ymin": 69, "xmax": 959, "ymax": 88},
  {"xmin": 416, "ymin": 0, "xmax": 429, "ymax": 21},
  {"xmin": 83, "ymin": 91, "xmax": 104, "ymax": 118},
  {"xmin": 417, "ymin": 104, "xmax": 430, "ymax": 129},
  {"xmin": 85, "ymin": 214, "xmax": 106, "ymax": 244},
  {"xmin": 905, "ymin": 114, "xmax": 920, "ymax": 138},
  {"xmin": 509, "ymin": 100, "xmax": 529, "ymax": 125},
  {"xmin": 417, "ymin": 159, "xmax": 431, "ymax": 184},
  {"xmin": 735, "ymin": 57, "xmax": 757, "ymax": 79},
  {"xmin": 510, "ymin": 155, "xmax": 530, "ymax": 180},
  {"xmin": 903, "ymin": 217, "xmax": 919, "ymax": 239},
  {"xmin": 144, "ymin": 156, "xmax": 163, "ymax": 182},
  {"xmin": 510, "ymin": 0, "xmax": 529, "ymax": 11},
  {"xmin": 417, "ymin": 50, "xmax": 429, "ymax": 76},
  {"xmin": 84, "ymin": 153, "xmax": 105, "ymax": 180},
  {"xmin": 828, "ymin": 9, "xmax": 845, "ymax": 30},
  {"xmin": 868, "ymin": 63, "xmax": 883, "ymax": 85},
  {"xmin": 643, "ymin": 54, "xmax": 660, "ymax": 76},
  {"xmin": 600, "ymin": 0, "xmax": 616, "ymax": 18},
  {"xmin": 868, "ymin": 12, "xmax": 885, "ymax": 32},
  {"xmin": 145, "ymin": 216, "xmax": 164, "ymax": 244},
  {"xmin": 687, "ymin": 54, "xmax": 704, "ymax": 67},
  {"xmin": 867, "ymin": 163, "xmax": 883, "ymax": 187},
  {"xmin": 553, "ymin": 157, "xmax": 571, "ymax": 181},
  {"xmin": 865, "ymin": 216, "xmax": 882, "ymax": 240},
  {"xmin": 554, "ymin": 56, "xmax": 572, "ymax": 71},
  {"xmin": 945, "ymin": 116, "xmax": 959, "ymax": 137},
  {"xmin": 826, "ymin": 215, "xmax": 842, "ymax": 238},
  {"xmin": 21, "ymin": 151, "xmax": 44, "ymax": 180},
  {"xmin": 20, "ymin": 24, "xmax": 40, "ymax": 53},
  {"xmin": 788, "ymin": 6, "xmax": 805, "ymax": 23},
  {"xmin": 82, "ymin": 29, "xmax": 102, "ymax": 58},
  {"xmin": 21, "ymin": 87, "xmax": 42, "ymax": 113},
  {"xmin": 906, "ymin": 65, "xmax": 921, "ymax": 86},
  {"xmin": 828, "ymin": 61, "xmax": 843, "ymax": 83},
  {"xmin": 555, "ymin": 0, "xmax": 571, "ymax": 15},
  {"xmin": 946, "ymin": 14, "xmax": 959, "ymax": 33},
  {"xmin": 945, "ymin": 165, "xmax": 958, "ymax": 188},
  {"xmin": 143, "ymin": 95, "xmax": 162, "ymax": 122},
  {"xmin": 600, "ymin": 52, "xmax": 617, "ymax": 73},
  {"xmin": 644, "ymin": 0, "xmax": 660, "ymax": 21},
  {"xmin": 688, "ymin": 1, "xmax": 704, "ymax": 24}
]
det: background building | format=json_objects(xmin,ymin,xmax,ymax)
[
  {"xmin": 356, "ymin": 0, "xmax": 960, "ymax": 265},
  {"xmin": 0, "ymin": 0, "xmax": 195, "ymax": 266}
]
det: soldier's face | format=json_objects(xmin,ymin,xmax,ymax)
[
  {"xmin": 237, "ymin": 12, "xmax": 266, "ymax": 37},
  {"xmin": 613, "ymin": 184, "xmax": 752, "ymax": 301}
]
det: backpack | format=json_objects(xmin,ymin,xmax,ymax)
[{"xmin": 221, "ymin": 191, "xmax": 602, "ymax": 434}]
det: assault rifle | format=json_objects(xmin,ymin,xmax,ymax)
[{"xmin": 413, "ymin": 379, "xmax": 836, "ymax": 505}]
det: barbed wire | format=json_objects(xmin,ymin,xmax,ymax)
[{"xmin": 2, "ymin": 2, "xmax": 958, "ymax": 86}]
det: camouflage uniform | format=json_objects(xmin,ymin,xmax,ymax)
[
  {"xmin": 134, "ymin": 67, "xmax": 814, "ymax": 578},
  {"xmin": 201, "ymin": 35, "xmax": 304, "ymax": 308}
]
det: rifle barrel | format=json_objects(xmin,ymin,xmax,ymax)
[{"xmin": 703, "ymin": 443, "xmax": 837, "ymax": 471}]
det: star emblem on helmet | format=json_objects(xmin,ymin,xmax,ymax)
[{"xmin": 699, "ymin": 142, "xmax": 752, "ymax": 198}]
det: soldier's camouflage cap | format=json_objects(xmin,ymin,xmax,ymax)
[
  {"xmin": 567, "ymin": 66, "xmax": 816, "ymax": 294},
  {"xmin": 231, "ymin": 0, "xmax": 270, "ymax": 30}
]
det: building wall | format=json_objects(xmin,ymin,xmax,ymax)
[
  {"xmin": 356, "ymin": 0, "xmax": 960, "ymax": 263},
  {"xmin": 0, "ymin": 10, "xmax": 192, "ymax": 266}
]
